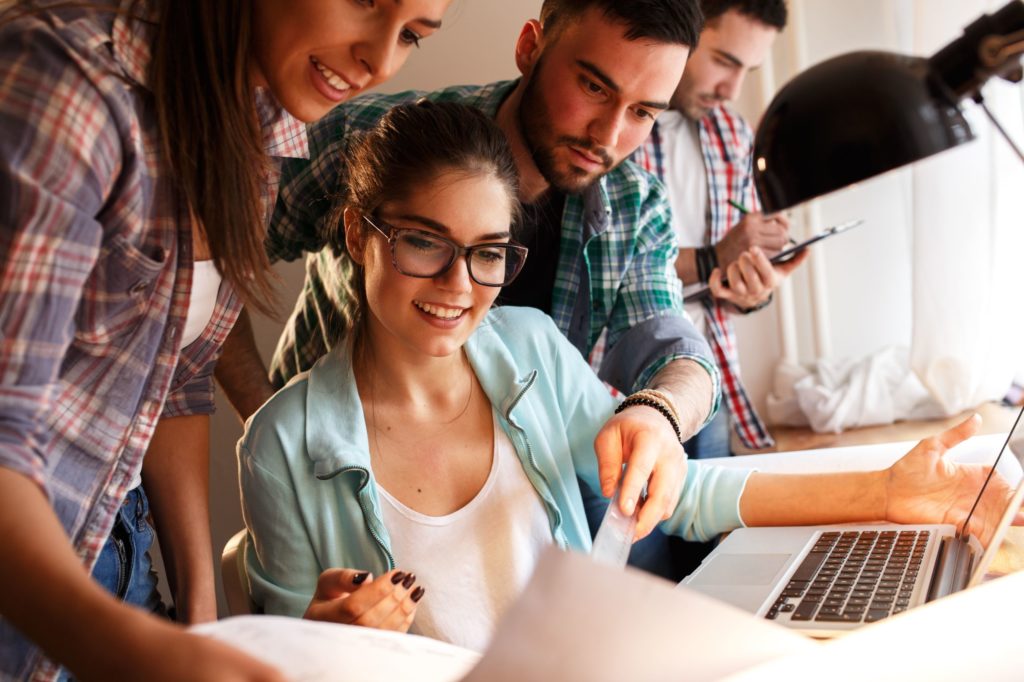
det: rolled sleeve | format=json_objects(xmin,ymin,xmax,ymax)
[
  {"xmin": 0, "ymin": 27, "xmax": 117, "ymax": 489},
  {"xmin": 662, "ymin": 463, "xmax": 755, "ymax": 542}
]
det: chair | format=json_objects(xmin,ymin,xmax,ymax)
[{"xmin": 221, "ymin": 529, "xmax": 257, "ymax": 616}]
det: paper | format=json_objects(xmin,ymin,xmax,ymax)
[
  {"xmin": 192, "ymin": 616, "xmax": 480, "ymax": 682},
  {"xmin": 590, "ymin": 488, "xmax": 638, "ymax": 568},
  {"xmin": 462, "ymin": 547, "xmax": 815, "ymax": 682}
]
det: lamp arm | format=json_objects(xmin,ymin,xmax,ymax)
[{"xmin": 977, "ymin": 99, "xmax": 1024, "ymax": 165}]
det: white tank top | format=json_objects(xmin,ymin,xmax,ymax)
[
  {"xmin": 180, "ymin": 260, "xmax": 222, "ymax": 348},
  {"xmin": 130, "ymin": 260, "xmax": 222, "ymax": 492},
  {"xmin": 377, "ymin": 411, "xmax": 554, "ymax": 651}
]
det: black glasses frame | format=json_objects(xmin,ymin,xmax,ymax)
[{"xmin": 363, "ymin": 215, "xmax": 528, "ymax": 287}]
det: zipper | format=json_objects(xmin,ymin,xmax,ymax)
[
  {"xmin": 316, "ymin": 465, "xmax": 395, "ymax": 570},
  {"xmin": 501, "ymin": 372, "xmax": 567, "ymax": 549}
]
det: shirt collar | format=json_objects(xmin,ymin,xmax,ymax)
[{"xmin": 111, "ymin": 3, "xmax": 308, "ymax": 160}]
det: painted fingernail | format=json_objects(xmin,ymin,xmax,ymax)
[
  {"xmin": 402, "ymin": 573, "xmax": 416, "ymax": 589},
  {"xmin": 411, "ymin": 586, "xmax": 426, "ymax": 602},
  {"xmin": 391, "ymin": 571, "xmax": 406, "ymax": 585},
  {"xmin": 353, "ymin": 571, "xmax": 370, "ymax": 585}
]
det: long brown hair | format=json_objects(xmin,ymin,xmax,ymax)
[
  {"xmin": 4, "ymin": 1, "xmax": 280, "ymax": 315},
  {"xmin": 149, "ymin": 0, "xmax": 277, "ymax": 316}
]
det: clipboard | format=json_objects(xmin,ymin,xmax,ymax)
[{"xmin": 683, "ymin": 219, "xmax": 864, "ymax": 304}]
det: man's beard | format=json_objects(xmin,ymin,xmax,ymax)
[{"xmin": 517, "ymin": 61, "xmax": 615, "ymax": 195}]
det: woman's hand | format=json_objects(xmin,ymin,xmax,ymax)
[
  {"xmin": 885, "ymin": 414, "xmax": 1020, "ymax": 546},
  {"xmin": 303, "ymin": 568, "xmax": 425, "ymax": 632}
]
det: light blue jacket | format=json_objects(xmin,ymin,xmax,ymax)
[{"xmin": 239, "ymin": 307, "xmax": 751, "ymax": 617}]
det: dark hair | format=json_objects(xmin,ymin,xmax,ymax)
[
  {"xmin": 149, "ymin": 1, "xmax": 279, "ymax": 316},
  {"xmin": 334, "ymin": 100, "xmax": 520, "ymax": 341},
  {"xmin": 700, "ymin": 0, "xmax": 787, "ymax": 30},
  {"xmin": 539, "ymin": 0, "xmax": 704, "ymax": 48}
]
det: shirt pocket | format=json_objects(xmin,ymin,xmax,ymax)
[{"xmin": 74, "ymin": 235, "xmax": 168, "ymax": 347}]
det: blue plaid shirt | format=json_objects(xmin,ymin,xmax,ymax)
[{"xmin": 267, "ymin": 80, "xmax": 721, "ymax": 412}]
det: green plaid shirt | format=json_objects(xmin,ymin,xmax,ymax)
[{"xmin": 267, "ymin": 80, "xmax": 720, "ymax": 412}]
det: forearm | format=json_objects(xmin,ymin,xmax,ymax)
[
  {"xmin": 647, "ymin": 358, "xmax": 715, "ymax": 441},
  {"xmin": 142, "ymin": 415, "xmax": 216, "ymax": 624},
  {"xmin": 0, "ymin": 468, "xmax": 171, "ymax": 679},
  {"xmin": 215, "ymin": 308, "xmax": 275, "ymax": 422},
  {"xmin": 739, "ymin": 470, "xmax": 888, "ymax": 527}
]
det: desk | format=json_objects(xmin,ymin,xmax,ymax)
[{"xmin": 739, "ymin": 401, "xmax": 1020, "ymax": 454}]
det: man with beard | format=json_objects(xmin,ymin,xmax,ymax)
[
  {"xmin": 633, "ymin": 0, "xmax": 805, "ymax": 459},
  {"xmin": 219, "ymin": 0, "xmax": 720, "ymax": 567}
]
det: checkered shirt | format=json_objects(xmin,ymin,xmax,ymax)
[
  {"xmin": 267, "ymin": 80, "xmax": 721, "ymax": 416},
  {"xmin": 0, "ymin": 4, "xmax": 307, "ymax": 678},
  {"xmin": 633, "ymin": 104, "xmax": 775, "ymax": 449}
]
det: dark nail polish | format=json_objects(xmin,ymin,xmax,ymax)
[
  {"xmin": 402, "ymin": 573, "xmax": 416, "ymax": 589},
  {"xmin": 391, "ymin": 571, "xmax": 406, "ymax": 585},
  {"xmin": 352, "ymin": 571, "xmax": 369, "ymax": 585},
  {"xmin": 411, "ymin": 586, "xmax": 426, "ymax": 602}
]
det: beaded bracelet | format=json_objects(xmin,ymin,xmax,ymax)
[
  {"xmin": 614, "ymin": 394, "xmax": 683, "ymax": 444},
  {"xmin": 630, "ymin": 388, "xmax": 681, "ymax": 426}
]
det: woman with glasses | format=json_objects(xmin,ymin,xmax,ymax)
[
  {"xmin": 239, "ymin": 100, "xmax": 1016, "ymax": 652},
  {"xmin": 0, "ymin": 1, "xmax": 450, "ymax": 679}
]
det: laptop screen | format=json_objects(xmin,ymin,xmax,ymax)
[{"xmin": 963, "ymin": 405, "xmax": 1024, "ymax": 584}]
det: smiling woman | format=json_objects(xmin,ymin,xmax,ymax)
[{"xmin": 0, "ymin": 0, "xmax": 450, "ymax": 680}]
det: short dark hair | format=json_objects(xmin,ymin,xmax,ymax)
[
  {"xmin": 539, "ymin": 0, "xmax": 704, "ymax": 48},
  {"xmin": 700, "ymin": 0, "xmax": 787, "ymax": 30}
]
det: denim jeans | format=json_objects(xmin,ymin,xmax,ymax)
[{"xmin": 58, "ymin": 487, "xmax": 167, "ymax": 681}]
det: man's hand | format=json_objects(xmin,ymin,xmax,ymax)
[
  {"xmin": 715, "ymin": 212, "xmax": 791, "ymax": 267},
  {"xmin": 708, "ymin": 245, "xmax": 809, "ymax": 311},
  {"xmin": 593, "ymin": 407, "xmax": 688, "ymax": 541},
  {"xmin": 304, "ymin": 568, "xmax": 424, "ymax": 633}
]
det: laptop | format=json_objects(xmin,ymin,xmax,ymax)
[{"xmin": 682, "ymin": 407, "xmax": 1024, "ymax": 637}]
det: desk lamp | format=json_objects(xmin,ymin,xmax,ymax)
[{"xmin": 754, "ymin": 0, "xmax": 1024, "ymax": 212}]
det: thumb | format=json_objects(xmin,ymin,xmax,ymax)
[{"xmin": 314, "ymin": 568, "xmax": 373, "ymax": 600}]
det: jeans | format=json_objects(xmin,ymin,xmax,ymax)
[{"xmin": 58, "ymin": 487, "xmax": 167, "ymax": 681}]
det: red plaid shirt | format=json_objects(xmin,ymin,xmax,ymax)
[
  {"xmin": 633, "ymin": 105, "xmax": 775, "ymax": 450},
  {"xmin": 0, "ymin": 4, "xmax": 307, "ymax": 678}
]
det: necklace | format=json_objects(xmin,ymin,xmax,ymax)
[{"xmin": 366, "ymin": 351, "xmax": 476, "ymax": 458}]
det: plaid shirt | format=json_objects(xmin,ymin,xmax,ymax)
[
  {"xmin": 267, "ymin": 80, "xmax": 720, "ymax": 413},
  {"xmin": 634, "ymin": 105, "xmax": 775, "ymax": 450},
  {"xmin": 0, "ymin": 5, "xmax": 307, "ymax": 678}
]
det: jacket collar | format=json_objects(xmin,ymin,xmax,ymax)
[{"xmin": 301, "ymin": 315, "xmax": 536, "ymax": 477}]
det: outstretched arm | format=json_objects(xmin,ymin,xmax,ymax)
[{"xmin": 215, "ymin": 308, "xmax": 276, "ymax": 423}]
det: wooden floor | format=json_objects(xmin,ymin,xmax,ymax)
[{"xmin": 737, "ymin": 401, "xmax": 1021, "ymax": 455}]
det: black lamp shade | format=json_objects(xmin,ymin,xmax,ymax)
[{"xmin": 753, "ymin": 51, "xmax": 975, "ymax": 212}]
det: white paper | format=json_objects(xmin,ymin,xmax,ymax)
[
  {"xmin": 192, "ymin": 616, "xmax": 480, "ymax": 682},
  {"xmin": 462, "ymin": 547, "xmax": 816, "ymax": 682}
]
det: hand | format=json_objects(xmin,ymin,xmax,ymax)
[
  {"xmin": 303, "ymin": 567, "xmax": 424, "ymax": 632},
  {"xmin": 715, "ymin": 212, "xmax": 791, "ymax": 267},
  {"xmin": 885, "ymin": 414, "xmax": 1023, "ymax": 546},
  {"xmin": 708, "ymin": 245, "xmax": 809, "ymax": 310},
  {"xmin": 133, "ymin": 626, "xmax": 287, "ymax": 682},
  {"xmin": 593, "ymin": 406, "xmax": 688, "ymax": 541}
]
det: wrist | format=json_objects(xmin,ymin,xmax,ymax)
[{"xmin": 615, "ymin": 390, "xmax": 683, "ymax": 443}]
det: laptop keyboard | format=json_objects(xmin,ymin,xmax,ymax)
[{"xmin": 765, "ymin": 530, "xmax": 930, "ymax": 625}]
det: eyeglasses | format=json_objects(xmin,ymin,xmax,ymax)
[{"xmin": 364, "ymin": 215, "xmax": 528, "ymax": 287}]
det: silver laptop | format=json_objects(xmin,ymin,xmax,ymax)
[{"xmin": 683, "ymin": 407, "xmax": 1024, "ymax": 638}]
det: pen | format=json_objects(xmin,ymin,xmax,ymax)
[
  {"xmin": 728, "ymin": 198, "xmax": 797, "ymax": 245},
  {"xmin": 728, "ymin": 199, "xmax": 749, "ymax": 214}
]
